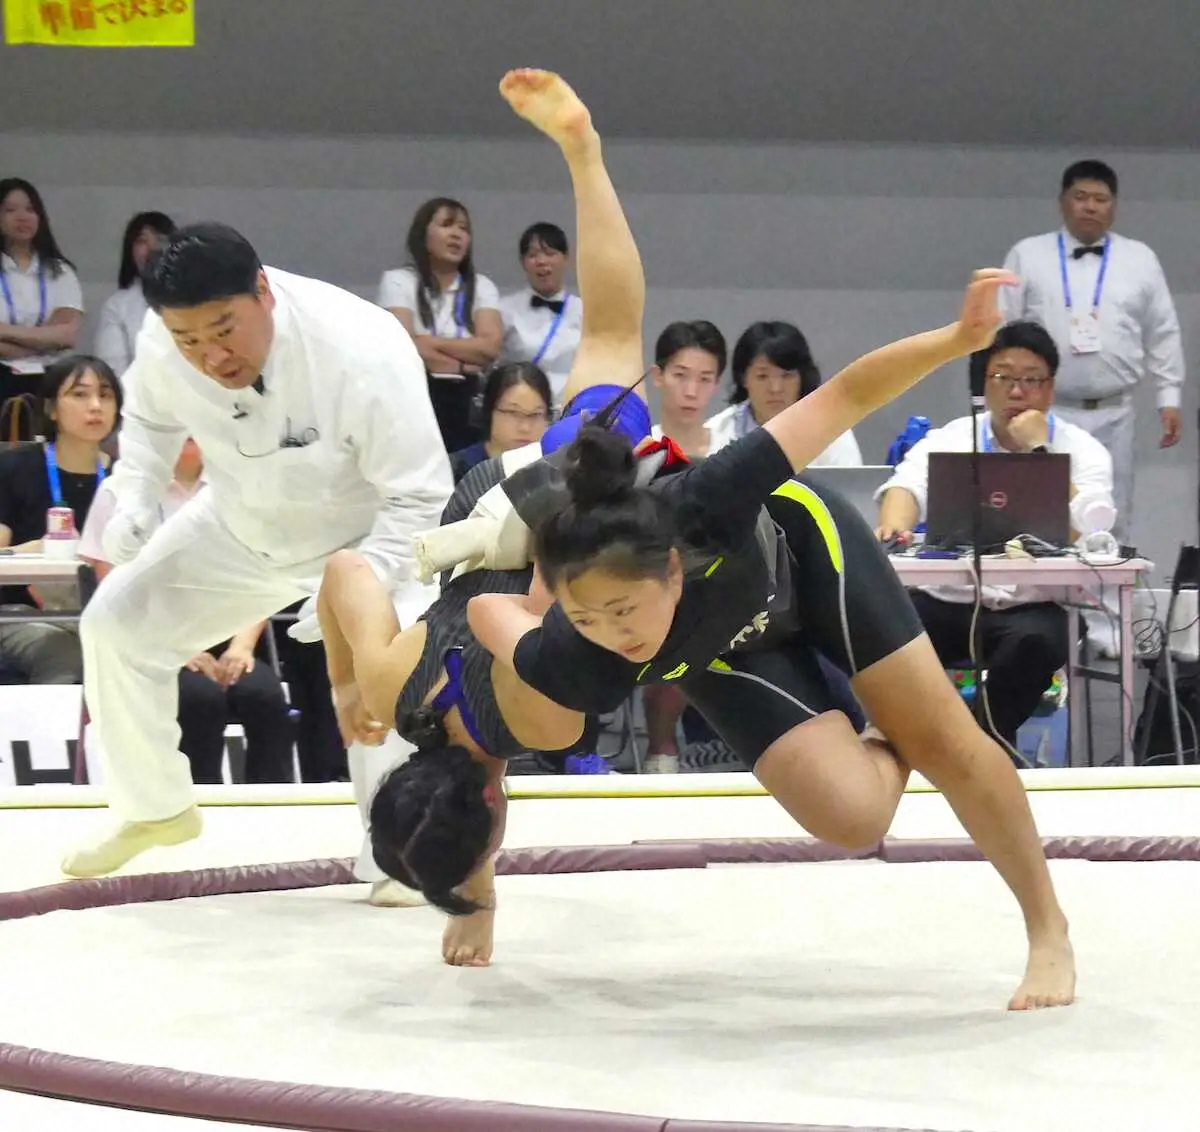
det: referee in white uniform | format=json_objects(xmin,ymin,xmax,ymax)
[
  {"xmin": 497, "ymin": 222, "xmax": 582, "ymax": 404},
  {"xmin": 1001, "ymin": 160, "xmax": 1185, "ymax": 544},
  {"xmin": 65, "ymin": 223, "xmax": 453, "ymax": 878}
]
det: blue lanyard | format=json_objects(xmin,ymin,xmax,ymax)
[
  {"xmin": 982, "ymin": 413, "xmax": 1056, "ymax": 453},
  {"xmin": 0, "ymin": 263, "xmax": 47, "ymax": 326},
  {"xmin": 1057, "ymin": 233, "xmax": 1110, "ymax": 312},
  {"xmin": 531, "ymin": 293, "xmax": 569, "ymax": 366},
  {"xmin": 452, "ymin": 285, "xmax": 467, "ymax": 339},
  {"xmin": 45, "ymin": 443, "xmax": 105, "ymax": 507}
]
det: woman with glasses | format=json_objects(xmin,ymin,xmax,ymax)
[{"xmin": 450, "ymin": 362, "xmax": 553, "ymax": 483}]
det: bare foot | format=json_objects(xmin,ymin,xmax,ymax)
[
  {"xmin": 498, "ymin": 68, "xmax": 596, "ymax": 156},
  {"xmin": 1009, "ymin": 933, "xmax": 1076, "ymax": 1010},
  {"xmin": 443, "ymin": 907, "xmax": 495, "ymax": 967}
]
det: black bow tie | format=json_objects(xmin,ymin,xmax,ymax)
[
  {"xmin": 1072, "ymin": 244, "xmax": 1105, "ymax": 259},
  {"xmin": 531, "ymin": 294, "xmax": 564, "ymax": 315}
]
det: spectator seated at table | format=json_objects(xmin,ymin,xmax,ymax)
[
  {"xmin": 80, "ymin": 438, "xmax": 294, "ymax": 784},
  {"xmin": 0, "ymin": 356, "xmax": 119, "ymax": 683},
  {"xmin": 874, "ymin": 320, "xmax": 1115, "ymax": 753}
]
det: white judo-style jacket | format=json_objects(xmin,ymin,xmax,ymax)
[{"xmin": 110, "ymin": 267, "xmax": 453, "ymax": 582}]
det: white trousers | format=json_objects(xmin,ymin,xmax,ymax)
[
  {"xmin": 82, "ymin": 494, "xmax": 319, "ymax": 822},
  {"xmin": 1054, "ymin": 398, "xmax": 1136, "ymax": 544}
]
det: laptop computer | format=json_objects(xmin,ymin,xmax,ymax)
[
  {"xmin": 925, "ymin": 452, "xmax": 1071, "ymax": 550},
  {"xmin": 800, "ymin": 465, "xmax": 894, "ymax": 526}
]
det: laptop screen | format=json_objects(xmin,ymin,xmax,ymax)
[{"xmin": 925, "ymin": 452, "xmax": 1071, "ymax": 550}]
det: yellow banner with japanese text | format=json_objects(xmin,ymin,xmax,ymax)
[{"xmin": 4, "ymin": 0, "xmax": 194, "ymax": 46}]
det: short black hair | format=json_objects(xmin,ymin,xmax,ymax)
[
  {"xmin": 654, "ymin": 320, "xmax": 727, "ymax": 375},
  {"xmin": 481, "ymin": 362, "xmax": 552, "ymax": 439},
  {"xmin": 1061, "ymin": 160, "xmax": 1118, "ymax": 197},
  {"xmin": 973, "ymin": 320, "xmax": 1061, "ymax": 380},
  {"xmin": 40, "ymin": 354, "xmax": 123, "ymax": 439},
  {"xmin": 518, "ymin": 222, "xmax": 569, "ymax": 258},
  {"xmin": 117, "ymin": 210, "xmax": 177, "ymax": 289},
  {"xmin": 142, "ymin": 222, "xmax": 263, "ymax": 312},
  {"xmin": 729, "ymin": 321, "xmax": 821, "ymax": 404}
]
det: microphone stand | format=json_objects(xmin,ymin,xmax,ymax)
[{"xmin": 968, "ymin": 387, "xmax": 987, "ymax": 731}]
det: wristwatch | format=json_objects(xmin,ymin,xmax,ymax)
[{"xmin": 1030, "ymin": 444, "xmax": 1050, "ymax": 454}]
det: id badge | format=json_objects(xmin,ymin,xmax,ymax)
[{"xmin": 1068, "ymin": 312, "xmax": 1101, "ymax": 355}]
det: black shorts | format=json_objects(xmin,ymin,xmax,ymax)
[{"xmin": 679, "ymin": 473, "xmax": 924, "ymax": 770}]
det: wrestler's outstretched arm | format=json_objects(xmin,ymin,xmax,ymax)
[
  {"xmin": 413, "ymin": 68, "xmax": 651, "ymax": 582},
  {"xmin": 759, "ymin": 268, "xmax": 1017, "ymax": 476}
]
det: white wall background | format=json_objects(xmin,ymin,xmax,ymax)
[{"xmin": 4, "ymin": 129, "xmax": 1196, "ymax": 571}]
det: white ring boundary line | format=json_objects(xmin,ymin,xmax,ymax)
[{"xmin": 2, "ymin": 766, "xmax": 1199, "ymax": 809}]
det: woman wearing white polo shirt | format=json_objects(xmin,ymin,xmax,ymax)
[
  {"xmin": 94, "ymin": 210, "xmax": 177, "ymax": 376},
  {"xmin": 378, "ymin": 197, "xmax": 503, "ymax": 451},
  {"xmin": 498, "ymin": 222, "xmax": 582, "ymax": 404},
  {"xmin": 706, "ymin": 320, "xmax": 863, "ymax": 463},
  {"xmin": 0, "ymin": 178, "xmax": 84, "ymax": 412}
]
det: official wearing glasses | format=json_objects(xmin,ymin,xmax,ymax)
[
  {"xmin": 64, "ymin": 223, "xmax": 453, "ymax": 880},
  {"xmin": 875, "ymin": 321, "xmax": 1115, "ymax": 754}
]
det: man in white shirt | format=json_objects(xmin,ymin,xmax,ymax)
[
  {"xmin": 497, "ymin": 222, "xmax": 583, "ymax": 403},
  {"xmin": 63, "ymin": 222, "xmax": 453, "ymax": 878},
  {"xmin": 1001, "ymin": 160, "xmax": 1184, "ymax": 544},
  {"xmin": 876, "ymin": 321, "xmax": 1115, "ymax": 751}
]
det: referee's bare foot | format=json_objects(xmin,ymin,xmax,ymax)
[
  {"xmin": 1009, "ymin": 931, "xmax": 1076, "ymax": 1010},
  {"xmin": 499, "ymin": 69, "xmax": 596, "ymax": 158}
]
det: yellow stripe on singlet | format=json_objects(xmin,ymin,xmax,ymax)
[{"xmin": 770, "ymin": 479, "xmax": 844, "ymax": 575}]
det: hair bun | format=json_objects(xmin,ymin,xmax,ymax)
[{"xmin": 564, "ymin": 424, "xmax": 637, "ymax": 508}]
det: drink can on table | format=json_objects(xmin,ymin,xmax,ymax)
[{"xmin": 46, "ymin": 507, "xmax": 78, "ymax": 538}]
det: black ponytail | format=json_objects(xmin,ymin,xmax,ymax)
[
  {"xmin": 369, "ymin": 746, "xmax": 495, "ymax": 917},
  {"xmin": 562, "ymin": 425, "xmax": 637, "ymax": 507}
]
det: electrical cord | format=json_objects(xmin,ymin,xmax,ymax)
[
  {"xmin": 963, "ymin": 556, "xmax": 1034, "ymax": 769},
  {"xmin": 960, "ymin": 536, "xmax": 1161, "ymax": 766},
  {"xmin": 1123, "ymin": 581, "xmax": 1199, "ymax": 763}
]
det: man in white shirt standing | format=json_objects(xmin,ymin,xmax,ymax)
[
  {"xmin": 498, "ymin": 222, "xmax": 583, "ymax": 405},
  {"xmin": 877, "ymin": 321, "xmax": 1115, "ymax": 752},
  {"xmin": 63, "ymin": 222, "xmax": 453, "ymax": 878},
  {"xmin": 1001, "ymin": 160, "xmax": 1184, "ymax": 546}
]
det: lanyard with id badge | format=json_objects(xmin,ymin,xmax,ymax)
[
  {"xmin": 1058, "ymin": 233, "xmax": 1109, "ymax": 355},
  {"xmin": 0, "ymin": 264, "xmax": 48, "ymax": 326},
  {"xmin": 449, "ymin": 285, "xmax": 468, "ymax": 338}
]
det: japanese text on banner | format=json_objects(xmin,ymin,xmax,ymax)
[{"xmin": 4, "ymin": 0, "xmax": 195, "ymax": 47}]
